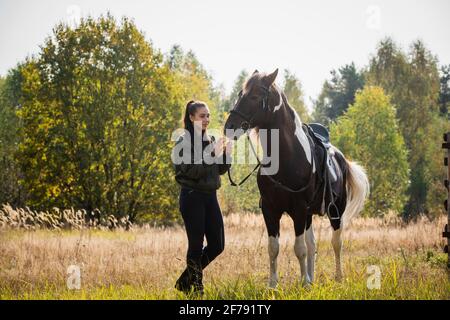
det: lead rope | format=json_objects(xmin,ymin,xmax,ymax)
[
  {"xmin": 227, "ymin": 125, "xmax": 315, "ymax": 195},
  {"xmin": 227, "ymin": 130, "xmax": 261, "ymax": 186}
]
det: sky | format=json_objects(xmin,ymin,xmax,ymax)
[{"xmin": 1, "ymin": 0, "xmax": 449, "ymax": 109}]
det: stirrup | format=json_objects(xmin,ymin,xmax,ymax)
[{"xmin": 327, "ymin": 202, "xmax": 340, "ymax": 220}]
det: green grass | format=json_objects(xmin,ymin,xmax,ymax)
[
  {"xmin": 1, "ymin": 251, "xmax": 448, "ymax": 300},
  {"xmin": 1, "ymin": 216, "xmax": 449, "ymax": 300}
]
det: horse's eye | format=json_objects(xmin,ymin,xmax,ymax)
[{"xmin": 238, "ymin": 90, "xmax": 243, "ymax": 97}]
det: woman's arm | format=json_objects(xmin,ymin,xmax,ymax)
[
  {"xmin": 176, "ymin": 162, "xmax": 207, "ymax": 180},
  {"xmin": 173, "ymin": 136, "xmax": 208, "ymax": 180}
]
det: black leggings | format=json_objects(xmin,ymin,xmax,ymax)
[{"xmin": 179, "ymin": 187, "xmax": 225, "ymax": 270}]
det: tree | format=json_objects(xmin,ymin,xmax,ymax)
[
  {"xmin": 367, "ymin": 38, "xmax": 445, "ymax": 217},
  {"xmin": 0, "ymin": 70, "xmax": 25, "ymax": 206},
  {"xmin": 219, "ymin": 69, "xmax": 249, "ymax": 115},
  {"xmin": 15, "ymin": 14, "xmax": 181, "ymax": 223},
  {"xmin": 331, "ymin": 86, "xmax": 410, "ymax": 216},
  {"xmin": 167, "ymin": 44, "xmax": 223, "ymax": 129},
  {"xmin": 313, "ymin": 62, "xmax": 365, "ymax": 126},
  {"xmin": 282, "ymin": 69, "xmax": 310, "ymax": 122},
  {"xmin": 439, "ymin": 64, "xmax": 450, "ymax": 117}
]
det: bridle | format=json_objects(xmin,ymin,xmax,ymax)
[
  {"xmin": 226, "ymin": 85, "xmax": 269, "ymax": 186},
  {"xmin": 226, "ymin": 85, "xmax": 316, "ymax": 195},
  {"xmin": 228, "ymin": 85, "xmax": 270, "ymax": 131}
]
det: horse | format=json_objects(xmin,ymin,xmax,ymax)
[{"xmin": 223, "ymin": 69, "xmax": 370, "ymax": 287}]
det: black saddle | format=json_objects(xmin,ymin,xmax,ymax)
[
  {"xmin": 308, "ymin": 123, "xmax": 331, "ymax": 148},
  {"xmin": 304, "ymin": 123, "xmax": 344, "ymax": 218},
  {"xmin": 306, "ymin": 123, "xmax": 340, "ymax": 183}
]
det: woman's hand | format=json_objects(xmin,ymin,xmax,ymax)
[
  {"xmin": 224, "ymin": 139, "xmax": 233, "ymax": 156},
  {"xmin": 214, "ymin": 137, "xmax": 225, "ymax": 157},
  {"xmin": 214, "ymin": 137, "xmax": 233, "ymax": 157}
]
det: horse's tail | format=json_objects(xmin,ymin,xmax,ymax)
[{"xmin": 341, "ymin": 160, "xmax": 370, "ymax": 228}]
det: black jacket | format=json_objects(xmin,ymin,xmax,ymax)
[{"xmin": 172, "ymin": 133, "xmax": 231, "ymax": 193}]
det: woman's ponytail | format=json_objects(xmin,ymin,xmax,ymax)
[{"xmin": 183, "ymin": 100, "xmax": 207, "ymax": 143}]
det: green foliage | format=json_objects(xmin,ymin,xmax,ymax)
[
  {"xmin": 282, "ymin": 69, "xmax": 310, "ymax": 123},
  {"xmin": 167, "ymin": 45, "xmax": 223, "ymax": 129},
  {"xmin": 439, "ymin": 64, "xmax": 450, "ymax": 116},
  {"xmin": 313, "ymin": 62, "xmax": 365, "ymax": 126},
  {"xmin": 220, "ymin": 139, "xmax": 261, "ymax": 214},
  {"xmin": 367, "ymin": 38, "xmax": 447, "ymax": 217},
  {"xmin": 219, "ymin": 69, "xmax": 249, "ymax": 115},
  {"xmin": 0, "ymin": 70, "xmax": 25, "ymax": 206},
  {"xmin": 13, "ymin": 14, "xmax": 181, "ymax": 222},
  {"xmin": 331, "ymin": 86, "xmax": 410, "ymax": 216}
]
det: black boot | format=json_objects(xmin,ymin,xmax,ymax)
[
  {"xmin": 190, "ymin": 260, "xmax": 204, "ymax": 296},
  {"xmin": 175, "ymin": 258, "xmax": 203, "ymax": 295},
  {"xmin": 175, "ymin": 268, "xmax": 192, "ymax": 293}
]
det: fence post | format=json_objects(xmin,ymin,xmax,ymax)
[{"xmin": 443, "ymin": 132, "xmax": 450, "ymax": 269}]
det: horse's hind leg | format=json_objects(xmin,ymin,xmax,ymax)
[
  {"xmin": 330, "ymin": 196, "xmax": 346, "ymax": 281},
  {"xmin": 331, "ymin": 228, "xmax": 343, "ymax": 281},
  {"xmin": 305, "ymin": 215, "xmax": 316, "ymax": 283}
]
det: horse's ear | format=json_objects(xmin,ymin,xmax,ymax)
[
  {"xmin": 264, "ymin": 68, "xmax": 278, "ymax": 86},
  {"xmin": 253, "ymin": 69, "xmax": 259, "ymax": 75}
]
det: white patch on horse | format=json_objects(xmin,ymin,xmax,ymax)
[
  {"xmin": 305, "ymin": 226, "xmax": 316, "ymax": 283},
  {"xmin": 331, "ymin": 228, "xmax": 343, "ymax": 281},
  {"xmin": 272, "ymin": 88, "xmax": 283, "ymax": 112},
  {"xmin": 292, "ymin": 108, "xmax": 316, "ymax": 172},
  {"xmin": 294, "ymin": 233, "xmax": 311, "ymax": 285},
  {"xmin": 268, "ymin": 235, "xmax": 279, "ymax": 288}
]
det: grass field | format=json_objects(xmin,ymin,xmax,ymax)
[{"xmin": 0, "ymin": 210, "xmax": 449, "ymax": 300}]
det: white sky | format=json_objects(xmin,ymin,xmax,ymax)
[{"xmin": 1, "ymin": 0, "xmax": 449, "ymax": 109}]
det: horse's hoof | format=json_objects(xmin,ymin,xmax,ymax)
[
  {"xmin": 268, "ymin": 280, "xmax": 278, "ymax": 289},
  {"xmin": 301, "ymin": 278, "xmax": 312, "ymax": 288}
]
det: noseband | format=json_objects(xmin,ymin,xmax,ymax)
[{"xmin": 228, "ymin": 85, "xmax": 270, "ymax": 132}]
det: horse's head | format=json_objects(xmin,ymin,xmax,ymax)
[{"xmin": 224, "ymin": 69, "xmax": 283, "ymax": 141}]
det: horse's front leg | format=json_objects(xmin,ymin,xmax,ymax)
[
  {"xmin": 305, "ymin": 215, "xmax": 316, "ymax": 283},
  {"xmin": 268, "ymin": 235, "xmax": 279, "ymax": 288},
  {"xmin": 293, "ymin": 209, "xmax": 311, "ymax": 286},
  {"xmin": 262, "ymin": 199, "xmax": 281, "ymax": 288}
]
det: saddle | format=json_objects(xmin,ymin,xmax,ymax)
[
  {"xmin": 303, "ymin": 123, "xmax": 343, "ymax": 217},
  {"xmin": 307, "ymin": 123, "xmax": 340, "ymax": 185}
]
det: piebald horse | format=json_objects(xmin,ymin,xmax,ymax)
[{"xmin": 224, "ymin": 69, "xmax": 369, "ymax": 286}]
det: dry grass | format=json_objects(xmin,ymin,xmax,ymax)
[
  {"xmin": 0, "ymin": 203, "xmax": 132, "ymax": 230},
  {"xmin": 0, "ymin": 207, "xmax": 449, "ymax": 300}
]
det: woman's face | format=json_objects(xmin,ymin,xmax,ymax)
[{"xmin": 190, "ymin": 106, "xmax": 210, "ymax": 131}]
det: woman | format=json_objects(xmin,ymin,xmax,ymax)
[{"xmin": 172, "ymin": 100, "xmax": 232, "ymax": 295}]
